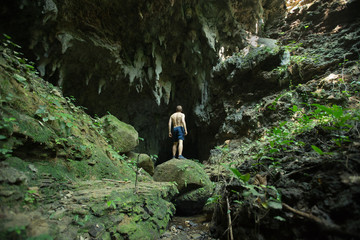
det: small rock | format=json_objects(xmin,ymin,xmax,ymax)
[
  {"xmin": 0, "ymin": 190, "xmax": 15, "ymax": 197},
  {"xmin": 190, "ymin": 233, "xmax": 202, "ymax": 239},
  {"xmin": 28, "ymin": 164, "xmax": 38, "ymax": 173},
  {"xmin": 0, "ymin": 166, "xmax": 27, "ymax": 184},
  {"xmin": 88, "ymin": 223, "xmax": 105, "ymax": 238},
  {"xmin": 188, "ymin": 221, "xmax": 198, "ymax": 227},
  {"xmin": 170, "ymin": 225, "xmax": 179, "ymax": 234},
  {"xmin": 87, "ymin": 160, "xmax": 96, "ymax": 166},
  {"xmin": 177, "ymin": 225, "xmax": 185, "ymax": 231},
  {"xmin": 161, "ymin": 231, "xmax": 172, "ymax": 238}
]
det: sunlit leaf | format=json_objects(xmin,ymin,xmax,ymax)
[
  {"xmin": 267, "ymin": 200, "xmax": 282, "ymax": 209},
  {"xmin": 311, "ymin": 145, "xmax": 324, "ymax": 155},
  {"xmin": 230, "ymin": 168, "xmax": 250, "ymax": 182},
  {"xmin": 13, "ymin": 74, "xmax": 26, "ymax": 83},
  {"xmin": 274, "ymin": 216, "xmax": 286, "ymax": 221}
]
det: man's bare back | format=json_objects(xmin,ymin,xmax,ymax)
[{"xmin": 170, "ymin": 112, "xmax": 185, "ymax": 128}]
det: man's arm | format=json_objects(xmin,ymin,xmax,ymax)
[
  {"xmin": 168, "ymin": 116, "xmax": 172, "ymax": 137},
  {"xmin": 182, "ymin": 114, "xmax": 188, "ymax": 135}
]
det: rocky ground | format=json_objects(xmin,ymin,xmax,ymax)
[{"xmin": 1, "ymin": 177, "xmax": 177, "ymax": 240}]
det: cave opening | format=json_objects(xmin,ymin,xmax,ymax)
[{"xmin": 58, "ymin": 74, "xmax": 215, "ymax": 165}]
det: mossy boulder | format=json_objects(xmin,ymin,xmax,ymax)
[
  {"xmin": 153, "ymin": 159, "xmax": 213, "ymax": 215},
  {"xmin": 100, "ymin": 115, "xmax": 139, "ymax": 153}
]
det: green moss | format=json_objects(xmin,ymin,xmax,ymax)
[
  {"xmin": 4, "ymin": 157, "xmax": 28, "ymax": 171},
  {"xmin": 3, "ymin": 107, "xmax": 55, "ymax": 145}
]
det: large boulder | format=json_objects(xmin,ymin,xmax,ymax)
[
  {"xmin": 153, "ymin": 159, "xmax": 213, "ymax": 215},
  {"xmin": 100, "ymin": 114, "xmax": 139, "ymax": 153}
]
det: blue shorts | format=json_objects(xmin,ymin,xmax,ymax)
[{"xmin": 172, "ymin": 126, "xmax": 185, "ymax": 142}]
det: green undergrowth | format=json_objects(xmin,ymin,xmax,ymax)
[{"xmin": 209, "ymin": 63, "xmax": 360, "ymax": 223}]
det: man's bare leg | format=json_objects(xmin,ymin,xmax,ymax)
[
  {"xmin": 178, "ymin": 140, "xmax": 183, "ymax": 157},
  {"xmin": 172, "ymin": 142, "xmax": 178, "ymax": 158}
]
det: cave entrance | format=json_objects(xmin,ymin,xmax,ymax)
[{"xmin": 57, "ymin": 72, "xmax": 215, "ymax": 164}]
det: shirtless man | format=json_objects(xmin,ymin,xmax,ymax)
[{"xmin": 168, "ymin": 105, "xmax": 188, "ymax": 159}]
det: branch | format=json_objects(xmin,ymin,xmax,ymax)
[
  {"xmin": 226, "ymin": 196, "xmax": 234, "ymax": 240},
  {"xmin": 282, "ymin": 203, "xmax": 359, "ymax": 239}
]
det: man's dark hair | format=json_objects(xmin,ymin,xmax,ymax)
[{"xmin": 176, "ymin": 105, "xmax": 182, "ymax": 112}]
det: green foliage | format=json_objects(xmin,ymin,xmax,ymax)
[
  {"xmin": 206, "ymin": 195, "xmax": 222, "ymax": 206},
  {"xmin": 6, "ymin": 225, "xmax": 26, "ymax": 237},
  {"xmin": 35, "ymin": 104, "xmax": 78, "ymax": 136},
  {"xmin": 273, "ymin": 65, "xmax": 288, "ymax": 74},
  {"xmin": 2, "ymin": 34, "xmax": 39, "ymax": 76},
  {"xmin": 0, "ymin": 116, "xmax": 17, "ymax": 158},
  {"xmin": 35, "ymin": 105, "xmax": 55, "ymax": 122},
  {"xmin": 229, "ymin": 169, "xmax": 282, "ymax": 211},
  {"xmin": 229, "ymin": 168, "xmax": 250, "ymax": 182},
  {"xmin": 258, "ymin": 101, "xmax": 358, "ymax": 163},
  {"xmin": 73, "ymin": 214, "xmax": 91, "ymax": 226},
  {"xmin": 274, "ymin": 215, "xmax": 286, "ymax": 221},
  {"xmin": 108, "ymin": 147, "xmax": 127, "ymax": 162},
  {"xmin": 24, "ymin": 189, "xmax": 38, "ymax": 204},
  {"xmin": 55, "ymin": 137, "xmax": 68, "ymax": 145},
  {"xmin": 13, "ymin": 73, "xmax": 27, "ymax": 84},
  {"xmin": 311, "ymin": 145, "xmax": 324, "ymax": 155},
  {"xmin": 107, "ymin": 199, "xmax": 117, "ymax": 209},
  {"xmin": 150, "ymin": 154, "xmax": 158, "ymax": 163},
  {"xmin": 268, "ymin": 91, "xmax": 294, "ymax": 111}
]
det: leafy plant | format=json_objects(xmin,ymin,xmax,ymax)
[
  {"xmin": 0, "ymin": 117, "xmax": 17, "ymax": 158},
  {"xmin": 2, "ymin": 34, "xmax": 39, "ymax": 76},
  {"xmin": 206, "ymin": 195, "xmax": 222, "ymax": 206},
  {"xmin": 73, "ymin": 214, "xmax": 90, "ymax": 226},
  {"xmin": 35, "ymin": 105, "xmax": 55, "ymax": 122},
  {"xmin": 229, "ymin": 168, "xmax": 250, "ymax": 182},
  {"xmin": 106, "ymin": 197, "xmax": 122, "ymax": 209},
  {"xmin": 24, "ymin": 189, "xmax": 38, "ymax": 204},
  {"xmin": 55, "ymin": 137, "xmax": 68, "ymax": 145},
  {"xmin": 228, "ymin": 168, "xmax": 282, "ymax": 211},
  {"xmin": 6, "ymin": 225, "xmax": 26, "ymax": 236}
]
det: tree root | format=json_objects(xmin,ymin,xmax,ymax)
[
  {"xmin": 282, "ymin": 203, "xmax": 360, "ymax": 239},
  {"xmin": 101, "ymin": 178, "xmax": 131, "ymax": 184}
]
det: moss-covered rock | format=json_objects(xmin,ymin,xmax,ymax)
[
  {"xmin": 153, "ymin": 159, "xmax": 213, "ymax": 215},
  {"xmin": 100, "ymin": 114, "xmax": 139, "ymax": 153}
]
